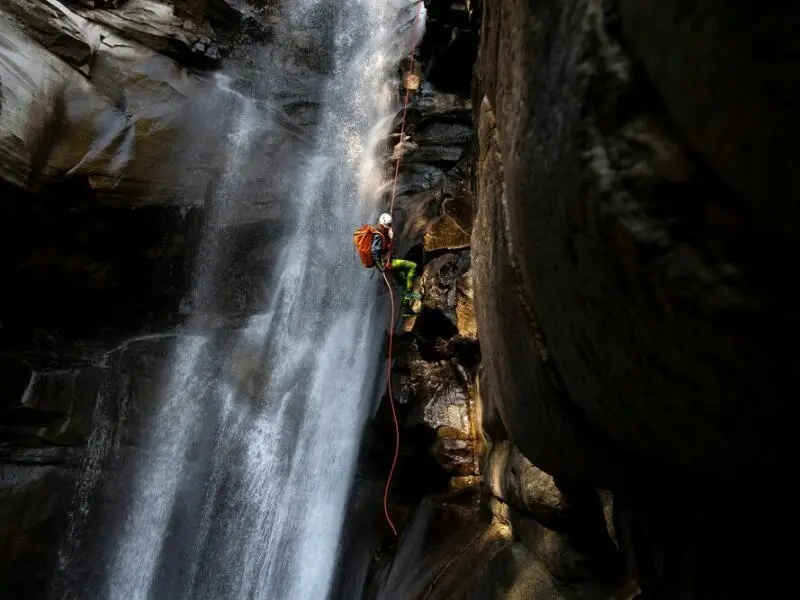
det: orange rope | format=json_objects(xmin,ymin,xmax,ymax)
[
  {"xmin": 388, "ymin": 0, "xmax": 423, "ymax": 217},
  {"xmin": 381, "ymin": 272, "xmax": 400, "ymax": 536},
  {"xmin": 382, "ymin": 0, "xmax": 424, "ymax": 538}
]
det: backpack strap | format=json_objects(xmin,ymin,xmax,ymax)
[{"xmin": 373, "ymin": 227, "xmax": 390, "ymax": 268}]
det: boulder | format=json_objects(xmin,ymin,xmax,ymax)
[
  {"xmin": 0, "ymin": 8, "xmax": 221, "ymax": 205},
  {"xmin": 472, "ymin": 0, "xmax": 799, "ymax": 596},
  {"xmin": 417, "ymin": 252, "xmax": 471, "ymax": 332},
  {"xmin": 485, "ymin": 441, "xmax": 575, "ymax": 530},
  {"xmin": 80, "ymin": 0, "xmax": 223, "ymax": 68},
  {"xmin": 415, "ymin": 121, "xmax": 473, "ymax": 147},
  {"xmin": 431, "ymin": 426, "xmax": 479, "ymax": 477},
  {"xmin": 473, "ymin": 0, "xmax": 796, "ymax": 503},
  {"xmin": 394, "ymin": 353, "xmax": 471, "ymax": 432},
  {"xmin": 409, "ymin": 87, "xmax": 472, "ymax": 125}
]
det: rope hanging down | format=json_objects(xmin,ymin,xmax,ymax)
[{"xmin": 382, "ymin": 0, "xmax": 424, "ymax": 538}]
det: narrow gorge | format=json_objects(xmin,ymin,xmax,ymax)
[{"xmin": 2, "ymin": 1, "xmax": 797, "ymax": 600}]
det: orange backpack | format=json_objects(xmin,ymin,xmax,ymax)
[{"xmin": 353, "ymin": 224, "xmax": 385, "ymax": 268}]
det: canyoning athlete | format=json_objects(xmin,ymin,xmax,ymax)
[{"xmin": 353, "ymin": 213, "xmax": 421, "ymax": 315}]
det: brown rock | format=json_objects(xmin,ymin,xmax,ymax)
[
  {"xmin": 455, "ymin": 270, "xmax": 477, "ymax": 339},
  {"xmin": 402, "ymin": 70, "xmax": 421, "ymax": 92},
  {"xmin": 431, "ymin": 434, "xmax": 478, "ymax": 476},
  {"xmin": 418, "ymin": 252, "xmax": 471, "ymax": 332},
  {"xmin": 424, "ymin": 214, "xmax": 471, "ymax": 251},
  {"xmin": 486, "ymin": 441, "xmax": 580, "ymax": 530}
]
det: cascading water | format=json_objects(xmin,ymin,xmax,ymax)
[{"xmin": 55, "ymin": 1, "xmax": 425, "ymax": 599}]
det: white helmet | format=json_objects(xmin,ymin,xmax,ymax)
[{"xmin": 378, "ymin": 213, "xmax": 392, "ymax": 227}]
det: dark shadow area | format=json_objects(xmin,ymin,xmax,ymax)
[
  {"xmin": 0, "ymin": 177, "xmax": 202, "ymax": 356},
  {"xmin": 417, "ymin": 1, "xmax": 479, "ymax": 97}
]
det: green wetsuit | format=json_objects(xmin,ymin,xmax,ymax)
[
  {"xmin": 388, "ymin": 258, "xmax": 418, "ymax": 295},
  {"xmin": 371, "ymin": 228, "xmax": 418, "ymax": 297}
]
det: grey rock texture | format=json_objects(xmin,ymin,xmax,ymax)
[{"xmin": 472, "ymin": 0, "xmax": 798, "ymax": 597}]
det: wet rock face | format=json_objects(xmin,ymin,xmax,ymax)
[
  {"xmin": 0, "ymin": 2, "xmax": 306, "ymax": 594},
  {"xmin": 0, "ymin": 330, "xmax": 283, "ymax": 598},
  {"xmin": 0, "ymin": 0, "xmax": 274, "ymax": 203},
  {"xmin": 0, "ymin": 179, "xmax": 202, "ymax": 354},
  {"xmin": 0, "ymin": 0, "xmax": 305, "ymax": 352},
  {"xmin": 0, "ymin": 336, "xmax": 176, "ymax": 598},
  {"xmin": 472, "ymin": 0, "xmax": 798, "ymax": 596},
  {"xmin": 485, "ymin": 442, "xmax": 575, "ymax": 530},
  {"xmin": 381, "ymin": 247, "xmax": 480, "ymax": 501},
  {"xmin": 358, "ymin": 9, "xmax": 483, "ymax": 583},
  {"xmin": 474, "ymin": 0, "xmax": 798, "ymax": 495}
]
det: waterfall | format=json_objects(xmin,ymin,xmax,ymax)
[{"xmin": 53, "ymin": 1, "xmax": 425, "ymax": 599}]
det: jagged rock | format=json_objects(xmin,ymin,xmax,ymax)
[
  {"xmin": 424, "ymin": 213, "xmax": 470, "ymax": 250},
  {"xmin": 405, "ymin": 87, "xmax": 472, "ymax": 127},
  {"xmin": 415, "ymin": 122, "xmax": 473, "ymax": 147},
  {"xmin": 395, "ymin": 355, "xmax": 471, "ymax": 429},
  {"xmin": 80, "ymin": 0, "xmax": 223, "ymax": 69},
  {"xmin": 0, "ymin": 334, "xmax": 180, "ymax": 597},
  {"xmin": 0, "ymin": 368, "xmax": 102, "ymax": 448},
  {"xmin": 393, "ymin": 163, "xmax": 447, "ymax": 197},
  {"xmin": 393, "ymin": 252, "xmax": 479, "ymax": 478},
  {"xmin": 0, "ymin": 0, "xmax": 309, "ymax": 360},
  {"xmin": 2, "ymin": 1, "xmax": 228, "ymax": 72},
  {"xmin": 63, "ymin": 1, "xmax": 122, "ymax": 7},
  {"xmin": 0, "ymin": 0, "xmax": 287, "ymax": 207},
  {"xmin": 2, "ymin": 0, "xmax": 95, "ymax": 68}
]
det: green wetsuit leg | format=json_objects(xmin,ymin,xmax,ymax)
[{"xmin": 389, "ymin": 258, "xmax": 418, "ymax": 294}]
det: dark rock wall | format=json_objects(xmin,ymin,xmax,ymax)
[
  {"xmin": 473, "ymin": 0, "xmax": 799, "ymax": 597},
  {"xmin": 367, "ymin": 3, "xmax": 625, "ymax": 598},
  {"xmin": 0, "ymin": 0, "xmax": 290, "ymax": 354},
  {"xmin": 4, "ymin": 0, "xmax": 797, "ymax": 597},
  {"xmin": 0, "ymin": 2, "xmax": 294, "ymax": 596},
  {"xmin": 0, "ymin": 336, "xmax": 178, "ymax": 599}
]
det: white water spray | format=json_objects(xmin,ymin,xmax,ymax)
[{"xmin": 78, "ymin": 2, "xmax": 427, "ymax": 599}]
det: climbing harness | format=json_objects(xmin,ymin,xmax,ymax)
[{"xmin": 382, "ymin": 0, "xmax": 424, "ymax": 538}]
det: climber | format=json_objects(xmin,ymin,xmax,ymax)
[{"xmin": 353, "ymin": 213, "xmax": 421, "ymax": 313}]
